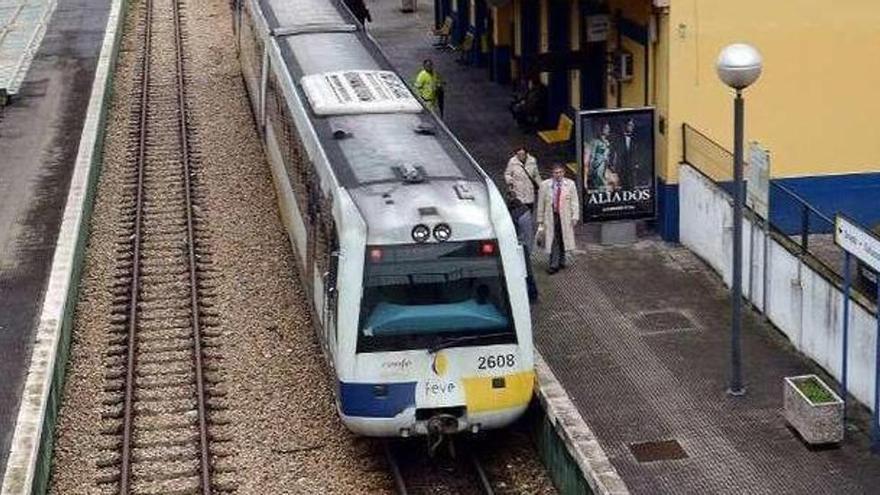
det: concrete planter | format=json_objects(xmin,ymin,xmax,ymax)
[{"xmin": 783, "ymin": 374, "xmax": 844, "ymax": 445}]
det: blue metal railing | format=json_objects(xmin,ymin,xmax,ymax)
[{"xmin": 682, "ymin": 123, "xmax": 845, "ymax": 279}]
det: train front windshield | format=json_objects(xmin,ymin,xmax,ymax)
[{"xmin": 357, "ymin": 241, "xmax": 517, "ymax": 353}]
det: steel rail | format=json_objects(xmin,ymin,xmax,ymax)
[
  {"xmin": 119, "ymin": 0, "xmax": 152, "ymax": 489},
  {"xmin": 172, "ymin": 0, "xmax": 214, "ymax": 490},
  {"xmin": 383, "ymin": 439, "xmax": 495, "ymax": 495},
  {"xmin": 469, "ymin": 451, "xmax": 495, "ymax": 495},
  {"xmin": 384, "ymin": 441, "xmax": 408, "ymax": 495},
  {"xmin": 119, "ymin": 0, "xmax": 212, "ymax": 491}
]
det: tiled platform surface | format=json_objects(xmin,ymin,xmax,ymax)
[
  {"xmin": 367, "ymin": 1, "xmax": 880, "ymax": 492},
  {"xmin": 0, "ymin": 0, "xmax": 56, "ymax": 93}
]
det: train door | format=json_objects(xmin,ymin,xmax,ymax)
[
  {"xmin": 322, "ymin": 228, "xmax": 340, "ymax": 358},
  {"xmin": 305, "ymin": 170, "xmax": 318, "ymax": 303},
  {"xmin": 260, "ymin": 51, "xmax": 269, "ymax": 136}
]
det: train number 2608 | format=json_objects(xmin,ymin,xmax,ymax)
[{"xmin": 478, "ymin": 354, "xmax": 516, "ymax": 370}]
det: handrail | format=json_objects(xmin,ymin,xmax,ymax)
[{"xmin": 769, "ymin": 182, "xmax": 834, "ymax": 225}]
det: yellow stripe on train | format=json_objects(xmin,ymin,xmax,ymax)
[{"xmin": 462, "ymin": 370, "xmax": 535, "ymax": 413}]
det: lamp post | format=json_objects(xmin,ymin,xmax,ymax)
[{"xmin": 716, "ymin": 43, "xmax": 763, "ymax": 396}]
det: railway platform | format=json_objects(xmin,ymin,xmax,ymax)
[
  {"xmin": 368, "ymin": 1, "xmax": 880, "ymax": 493},
  {"xmin": 0, "ymin": 0, "xmax": 111, "ymax": 483}
]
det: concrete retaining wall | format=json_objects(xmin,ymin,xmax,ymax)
[
  {"xmin": 679, "ymin": 163, "xmax": 879, "ymax": 413},
  {"xmin": 533, "ymin": 352, "xmax": 629, "ymax": 495},
  {"xmin": 0, "ymin": 0, "xmax": 127, "ymax": 492}
]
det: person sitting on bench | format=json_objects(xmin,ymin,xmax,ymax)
[{"xmin": 509, "ymin": 77, "xmax": 546, "ymax": 131}]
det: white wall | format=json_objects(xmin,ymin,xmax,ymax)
[{"xmin": 679, "ymin": 163, "xmax": 878, "ymax": 411}]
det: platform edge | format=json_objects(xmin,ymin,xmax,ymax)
[
  {"xmin": 1, "ymin": 0, "xmax": 127, "ymax": 491},
  {"xmin": 534, "ymin": 350, "xmax": 630, "ymax": 495}
]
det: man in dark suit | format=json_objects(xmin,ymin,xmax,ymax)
[{"xmin": 614, "ymin": 118, "xmax": 652, "ymax": 190}]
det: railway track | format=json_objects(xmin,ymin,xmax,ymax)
[
  {"xmin": 95, "ymin": 0, "xmax": 223, "ymax": 492},
  {"xmin": 384, "ymin": 440, "xmax": 496, "ymax": 495}
]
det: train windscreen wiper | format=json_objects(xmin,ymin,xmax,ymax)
[{"xmin": 427, "ymin": 332, "xmax": 510, "ymax": 354}]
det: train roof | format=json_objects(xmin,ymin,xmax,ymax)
[{"xmin": 255, "ymin": 0, "xmax": 498, "ymax": 244}]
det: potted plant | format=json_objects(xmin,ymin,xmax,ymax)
[{"xmin": 783, "ymin": 374, "xmax": 844, "ymax": 445}]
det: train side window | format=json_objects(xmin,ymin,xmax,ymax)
[
  {"xmin": 266, "ymin": 70, "xmax": 308, "ymax": 219},
  {"xmin": 325, "ymin": 218, "xmax": 338, "ymax": 279},
  {"xmin": 324, "ymin": 224, "xmax": 340, "ymax": 343}
]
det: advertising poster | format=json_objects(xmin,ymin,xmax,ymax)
[{"xmin": 579, "ymin": 107, "xmax": 656, "ymax": 222}]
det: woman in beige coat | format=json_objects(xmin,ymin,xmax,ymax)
[
  {"xmin": 504, "ymin": 146, "xmax": 541, "ymax": 208},
  {"xmin": 536, "ymin": 164, "xmax": 579, "ymax": 273}
]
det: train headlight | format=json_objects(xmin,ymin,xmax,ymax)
[
  {"xmin": 432, "ymin": 223, "xmax": 452, "ymax": 242},
  {"xmin": 411, "ymin": 224, "xmax": 431, "ymax": 243}
]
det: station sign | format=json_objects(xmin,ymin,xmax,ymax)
[
  {"xmin": 834, "ymin": 214, "xmax": 880, "ymax": 273},
  {"xmin": 586, "ymin": 15, "xmax": 610, "ymax": 42},
  {"xmin": 746, "ymin": 142, "xmax": 770, "ymax": 219}
]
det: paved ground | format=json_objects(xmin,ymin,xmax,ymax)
[
  {"xmin": 367, "ymin": 1, "xmax": 880, "ymax": 492},
  {"xmin": 0, "ymin": 0, "xmax": 108, "ymax": 479}
]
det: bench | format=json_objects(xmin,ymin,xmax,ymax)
[
  {"xmin": 455, "ymin": 32, "xmax": 475, "ymax": 64},
  {"xmin": 432, "ymin": 16, "xmax": 453, "ymax": 48},
  {"xmin": 538, "ymin": 113, "xmax": 573, "ymax": 144}
]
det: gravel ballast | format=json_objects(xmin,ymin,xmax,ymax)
[
  {"xmin": 49, "ymin": 0, "xmax": 558, "ymax": 493},
  {"xmin": 50, "ymin": 0, "xmax": 389, "ymax": 492}
]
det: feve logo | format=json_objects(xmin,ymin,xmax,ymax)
[{"xmin": 431, "ymin": 352, "xmax": 448, "ymax": 377}]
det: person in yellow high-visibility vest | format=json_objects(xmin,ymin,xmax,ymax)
[{"xmin": 414, "ymin": 59, "xmax": 444, "ymax": 116}]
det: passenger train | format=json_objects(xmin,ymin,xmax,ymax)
[{"xmin": 233, "ymin": 0, "xmax": 535, "ymax": 437}]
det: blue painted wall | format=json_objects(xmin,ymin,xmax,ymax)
[
  {"xmin": 770, "ymin": 172, "xmax": 880, "ymax": 234},
  {"xmin": 657, "ymin": 178, "xmax": 679, "ymax": 242},
  {"xmin": 492, "ymin": 45, "xmax": 511, "ymax": 84},
  {"xmin": 452, "ymin": 0, "xmax": 469, "ymax": 44}
]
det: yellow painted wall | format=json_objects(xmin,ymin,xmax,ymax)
[
  {"xmin": 513, "ymin": 0, "xmax": 521, "ymax": 56},
  {"xmin": 666, "ymin": 0, "xmax": 880, "ymax": 182},
  {"xmin": 654, "ymin": 10, "xmax": 670, "ymax": 182},
  {"xmin": 539, "ymin": 0, "xmax": 549, "ymax": 85},
  {"xmin": 512, "ymin": 0, "xmax": 521, "ymax": 78},
  {"xmin": 605, "ymin": 0, "xmax": 653, "ymax": 108},
  {"xmin": 539, "ymin": 0, "xmax": 548, "ymax": 53},
  {"xmin": 493, "ymin": 5, "xmax": 512, "ymax": 46},
  {"xmin": 619, "ymin": 37, "xmax": 646, "ymax": 108}
]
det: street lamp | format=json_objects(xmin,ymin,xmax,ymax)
[{"xmin": 716, "ymin": 43, "xmax": 763, "ymax": 396}]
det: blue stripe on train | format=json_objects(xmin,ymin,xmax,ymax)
[{"xmin": 338, "ymin": 381, "xmax": 417, "ymax": 418}]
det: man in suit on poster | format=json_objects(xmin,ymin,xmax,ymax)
[{"xmin": 614, "ymin": 117, "xmax": 652, "ymax": 190}]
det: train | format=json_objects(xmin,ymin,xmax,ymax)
[{"xmin": 233, "ymin": 0, "xmax": 535, "ymax": 438}]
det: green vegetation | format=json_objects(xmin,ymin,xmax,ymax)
[{"xmin": 795, "ymin": 377, "xmax": 836, "ymax": 404}]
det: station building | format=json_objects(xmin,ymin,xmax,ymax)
[{"xmin": 434, "ymin": 0, "xmax": 880, "ymax": 241}]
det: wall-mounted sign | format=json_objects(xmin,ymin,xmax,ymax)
[
  {"xmin": 578, "ymin": 107, "xmax": 656, "ymax": 222},
  {"xmin": 835, "ymin": 215, "xmax": 880, "ymax": 273},
  {"xmin": 747, "ymin": 142, "xmax": 770, "ymax": 219},
  {"xmin": 586, "ymin": 15, "xmax": 610, "ymax": 42}
]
